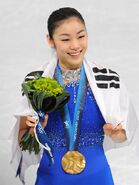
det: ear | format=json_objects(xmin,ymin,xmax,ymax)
[{"xmin": 46, "ymin": 34, "xmax": 55, "ymax": 48}]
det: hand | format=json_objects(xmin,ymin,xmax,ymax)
[
  {"xmin": 26, "ymin": 115, "xmax": 48, "ymax": 136},
  {"xmin": 103, "ymin": 123, "xmax": 127, "ymax": 143}
]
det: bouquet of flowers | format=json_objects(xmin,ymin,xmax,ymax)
[{"xmin": 20, "ymin": 73, "xmax": 70, "ymax": 154}]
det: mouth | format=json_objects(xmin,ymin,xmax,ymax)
[{"xmin": 67, "ymin": 50, "xmax": 83, "ymax": 56}]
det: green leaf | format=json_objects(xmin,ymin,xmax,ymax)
[{"xmin": 20, "ymin": 132, "xmax": 41, "ymax": 154}]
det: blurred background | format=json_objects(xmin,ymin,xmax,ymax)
[{"xmin": 0, "ymin": 0, "xmax": 139, "ymax": 184}]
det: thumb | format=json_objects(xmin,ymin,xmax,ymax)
[
  {"xmin": 103, "ymin": 123, "xmax": 113, "ymax": 130},
  {"xmin": 113, "ymin": 123, "xmax": 123, "ymax": 130},
  {"xmin": 42, "ymin": 114, "xmax": 49, "ymax": 128}
]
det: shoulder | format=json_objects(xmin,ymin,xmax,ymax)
[
  {"xmin": 23, "ymin": 62, "xmax": 50, "ymax": 82},
  {"xmin": 24, "ymin": 70, "xmax": 44, "ymax": 82},
  {"xmin": 91, "ymin": 62, "xmax": 120, "ymax": 89}
]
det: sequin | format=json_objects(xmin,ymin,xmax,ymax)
[
  {"xmin": 59, "ymin": 66, "xmax": 81, "ymax": 85},
  {"xmin": 45, "ymin": 81, "xmax": 105, "ymax": 149}
]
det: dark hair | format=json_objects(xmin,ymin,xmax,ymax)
[{"xmin": 47, "ymin": 7, "xmax": 85, "ymax": 38}]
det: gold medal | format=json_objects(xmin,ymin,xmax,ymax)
[{"xmin": 61, "ymin": 150, "xmax": 86, "ymax": 174}]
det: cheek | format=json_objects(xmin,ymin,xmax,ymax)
[
  {"xmin": 58, "ymin": 44, "xmax": 69, "ymax": 53},
  {"xmin": 55, "ymin": 46, "xmax": 68, "ymax": 58},
  {"xmin": 80, "ymin": 38, "xmax": 88, "ymax": 48},
  {"xmin": 84, "ymin": 41, "xmax": 88, "ymax": 50},
  {"xmin": 84, "ymin": 38, "xmax": 88, "ymax": 47},
  {"xmin": 80, "ymin": 42, "xmax": 87, "ymax": 52}
]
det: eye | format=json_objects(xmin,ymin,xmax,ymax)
[
  {"xmin": 61, "ymin": 39, "xmax": 70, "ymax": 42},
  {"xmin": 78, "ymin": 35, "xmax": 85, "ymax": 39}
]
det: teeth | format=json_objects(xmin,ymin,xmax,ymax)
[
  {"xmin": 70, "ymin": 53, "xmax": 80, "ymax": 56},
  {"xmin": 69, "ymin": 51, "xmax": 81, "ymax": 56}
]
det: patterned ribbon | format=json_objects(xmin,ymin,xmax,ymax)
[
  {"xmin": 34, "ymin": 110, "xmax": 54, "ymax": 166},
  {"xmin": 56, "ymin": 64, "xmax": 87, "ymax": 151}
]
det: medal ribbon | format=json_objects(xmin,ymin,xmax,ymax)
[
  {"xmin": 34, "ymin": 111, "xmax": 54, "ymax": 166},
  {"xmin": 56, "ymin": 64, "xmax": 87, "ymax": 151}
]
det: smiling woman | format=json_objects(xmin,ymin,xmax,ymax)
[{"xmin": 11, "ymin": 7, "xmax": 139, "ymax": 185}]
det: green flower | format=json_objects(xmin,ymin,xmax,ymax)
[
  {"xmin": 27, "ymin": 77, "xmax": 63, "ymax": 96},
  {"xmin": 20, "ymin": 76, "xmax": 70, "ymax": 154}
]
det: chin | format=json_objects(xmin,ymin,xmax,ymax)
[{"xmin": 59, "ymin": 56, "xmax": 84, "ymax": 70}]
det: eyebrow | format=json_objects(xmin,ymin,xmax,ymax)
[{"xmin": 59, "ymin": 29, "xmax": 86, "ymax": 37}]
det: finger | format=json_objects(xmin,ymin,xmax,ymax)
[
  {"xmin": 42, "ymin": 114, "xmax": 49, "ymax": 127},
  {"xmin": 104, "ymin": 130, "xmax": 113, "ymax": 136},
  {"xmin": 110, "ymin": 129, "xmax": 127, "ymax": 142},
  {"xmin": 29, "ymin": 127, "xmax": 35, "ymax": 136},
  {"xmin": 44, "ymin": 114, "xmax": 48, "ymax": 121},
  {"xmin": 27, "ymin": 116, "xmax": 37, "ymax": 123},
  {"xmin": 103, "ymin": 123, "xmax": 113, "ymax": 130},
  {"xmin": 103, "ymin": 128, "xmax": 112, "ymax": 136},
  {"xmin": 103, "ymin": 123, "xmax": 115, "ymax": 137},
  {"xmin": 113, "ymin": 124, "xmax": 123, "ymax": 130},
  {"xmin": 26, "ymin": 120, "xmax": 36, "ymax": 127}
]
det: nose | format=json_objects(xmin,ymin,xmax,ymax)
[{"xmin": 70, "ymin": 39, "xmax": 80, "ymax": 50}]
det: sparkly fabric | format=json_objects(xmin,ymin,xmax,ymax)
[
  {"xmin": 44, "ymin": 80, "xmax": 105, "ymax": 148},
  {"xmin": 36, "ymin": 77, "xmax": 114, "ymax": 185},
  {"xmin": 59, "ymin": 66, "xmax": 81, "ymax": 85}
]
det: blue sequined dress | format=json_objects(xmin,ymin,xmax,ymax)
[{"xmin": 35, "ymin": 79, "xmax": 115, "ymax": 185}]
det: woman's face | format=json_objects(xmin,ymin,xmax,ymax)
[{"xmin": 48, "ymin": 17, "xmax": 88, "ymax": 70}]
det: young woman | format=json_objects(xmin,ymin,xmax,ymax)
[{"xmin": 11, "ymin": 7, "xmax": 139, "ymax": 185}]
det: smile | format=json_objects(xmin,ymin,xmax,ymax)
[{"xmin": 68, "ymin": 50, "xmax": 82, "ymax": 56}]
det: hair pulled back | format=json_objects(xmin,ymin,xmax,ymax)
[{"xmin": 47, "ymin": 7, "xmax": 85, "ymax": 38}]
